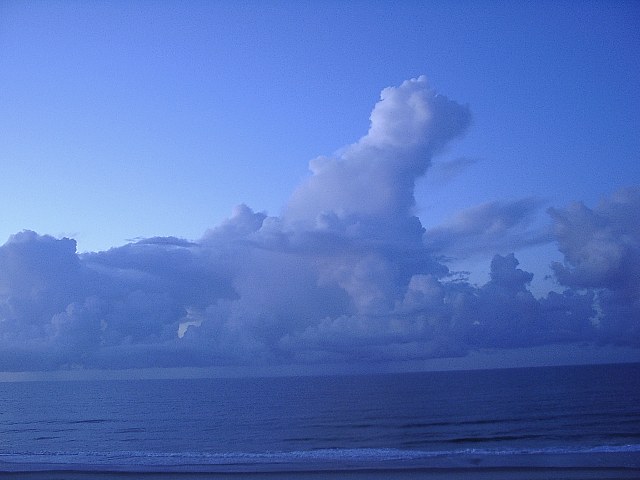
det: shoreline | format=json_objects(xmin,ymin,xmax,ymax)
[
  {"xmin": 1, "ymin": 466, "xmax": 640, "ymax": 480},
  {"xmin": 1, "ymin": 451, "xmax": 639, "ymax": 479}
]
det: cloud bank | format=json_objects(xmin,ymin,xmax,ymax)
[{"xmin": 0, "ymin": 77, "xmax": 638, "ymax": 371}]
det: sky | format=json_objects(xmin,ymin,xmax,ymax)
[{"xmin": 0, "ymin": 1, "xmax": 639, "ymax": 377}]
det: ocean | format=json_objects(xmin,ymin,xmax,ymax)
[{"xmin": 1, "ymin": 363, "xmax": 639, "ymax": 479}]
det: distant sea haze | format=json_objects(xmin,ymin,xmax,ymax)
[{"xmin": 0, "ymin": 363, "xmax": 639, "ymax": 478}]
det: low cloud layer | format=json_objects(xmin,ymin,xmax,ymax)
[{"xmin": 0, "ymin": 77, "xmax": 638, "ymax": 371}]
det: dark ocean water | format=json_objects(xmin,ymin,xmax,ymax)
[{"xmin": 1, "ymin": 363, "xmax": 639, "ymax": 474}]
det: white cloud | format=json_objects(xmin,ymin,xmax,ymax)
[
  {"xmin": 0, "ymin": 79, "xmax": 637, "ymax": 372},
  {"xmin": 285, "ymin": 76, "xmax": 471, "ymax": 223}
]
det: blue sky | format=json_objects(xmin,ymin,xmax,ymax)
[{"xmin": 0, "ymin": 1, "xmax": 639, "ymax": 375}]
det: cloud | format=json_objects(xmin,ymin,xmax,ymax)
[
  {"xmin": 279, "ymin": 252, "xmax": 597, "ymax": 364},
  {"xmin": 424, "ymin": 198, "xmax": 550, "ymax": 258},
  {"xmin": 549, "ymin": 187, "xmax": 640, "ymax": 292},
  {"xmin": 285, "ymin": 76, "xmax": 471, "ymax": 223},
  {"xmin": 0, "ymin": 231, "xmax": 81, "ymax": 340},
  {"xmin": 0, "ymin": 230, "xmax": 240, "ymax": 370},
  {"xmin": 0, "ymin": 77, "xmax": 637, "ymax": 372},
  {"xmin": 549, "ymin": 186, "xmax": 640, "ymax": 345}
]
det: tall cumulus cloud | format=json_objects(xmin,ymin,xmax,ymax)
[{"xmin": 0, "ymin": 77, "xmax": 638, "ymax": 371}]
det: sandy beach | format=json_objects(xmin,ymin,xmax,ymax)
[
  {"xmin": 2, "ymin": 451, "xmax": 640, "ymax": 480},
  {"xmin": 1, "ymin": 466, "xmax": 640, "ymax": 480}
]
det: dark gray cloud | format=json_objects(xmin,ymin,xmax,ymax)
[{"xmin": 0, "ymin": 77, "xmax": 637, "ymax": 371}]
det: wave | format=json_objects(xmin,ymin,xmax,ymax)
[{"xmin": 1, "ymin": 444, "xmax": 639, "ymax": 472}]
